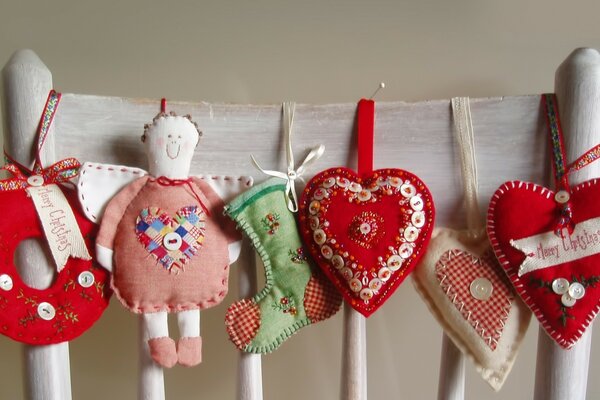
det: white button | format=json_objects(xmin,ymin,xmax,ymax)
[
  {"xmin": 331, "ymin": 255, "xmax": 345, "ymax": 270},
  {"xmin": 78, "ymin": 271, "xmax": 95, "ymax": 288},
  {"xmin": 349, "ymin": 278, "xmax": 362, "ymax": 292},
  {"xmin": 555, "ymin": 190, "xmax": 570, "ymax": 204},
  {"xmin": 313, "ymin": 229, "xmax": 326, "ymax": 245},
  {"xmin": 313, "ymin": 188, "xmax": 328, "ymax": 200},
  {"xmin": 163, "ymin": 232, "xmax": 182, "ymax": 251},
  {"xmin": 568, "ymin": 282, "xmax": 586, "ymax": 300},
  {"xmin": 387, "ymin": 255, "xmax": 403, "ymax": 271},
  {"xmin": 400, "ymin": 183, "xmax": 416, "ymax": 198},
  {"xmin": 552, "ymin": 278, "xmax": 570, "ymax": 295},
  {"xmin": 399, "ymin": 243, "xmax": 413, "ymax": 259},
  {"xmin": 409, "ymin": 196, "xmax": 424, "ymax": 211},
  {"xmin": 404, "ymin": 226, "xmax": 419, "ymax": 242},
  {"xmin": 389, "ymin": 177, "xmax": 402, "ymax": 187},
  {"xmin": 470, "ymin": 277, "xmax": 493, "ymax": 301},
  {"xmin": 369, "ymin": 278, "xmax": 383, "ymax": 291},
  {"xmin": 321, "ymin": 245, "xmax": 333, "ymax": 259},
  {"xmin": 561, "ymin": 293, "xmax": 576, "ymax": 307},
  {"xmin": 336, "ymin": 177, "xmax": 350, "ymax": 188},
  {"xmin": 341, "ymin": 267, "xmax": 353, "ymax": 280},
  {"xmin": 357, "ymin": 190, "xmax": 372, "ymax": 201},
  {"xmin": 376, "ymin": 176, "xmax": 389, "ymax": 186},
  {"xmin": 323, "ymin": 177, "xmax": 336, "ymax": 188},
  {"xmin": 309, "ymin": 216, "xmax": 320, "ymax": 230},
  {"xmin": 359, "ymin": 222, "xmax": 372, "ymax": 234},
  {"xmin": 27, "ymin": 175, "xmax": 44, "ymax": 187},
  {"xmin": 0, "ymin": 274, "xmax": 13, "ymax": 291},
  {"xmin": 37, "ymin": 302, "xmax": 56, "ymax": 320},
  {"xmin": 349, "ymin": 182, "xmax": 362, "ymax": 193},
  {"xmin": 309, "ymin": 200, "xmax": 320, "ymax": 215},
  {"xmin": 378, "ymin": 267, "xmax": 392, "ymax": 281},
  {"xmin": 359, "ymin": 288, "xmax": 374, "ymax": 301},
  {"xmin": 411, "ymin": 211, "xmax": 425, "ymax": 228}
]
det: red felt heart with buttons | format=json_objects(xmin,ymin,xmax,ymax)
[
  {"xmin": 299, "ymin": 168, "xmax": 435, "ymax": 317},
  {"xmin": 488, "ymin": 179, "xmax": 600, "ymax": 348}
]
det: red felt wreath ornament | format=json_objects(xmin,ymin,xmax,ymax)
[{"xmin": 0, "ymin": 91, "xmax": 111, "ymax": 345}]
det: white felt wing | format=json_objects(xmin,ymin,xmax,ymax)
[
  {"xmin": 196, "ymin": 174, "xmax": 254, "ymax": 203},
  {"xmin": 195, "ymin": 174, "xmax": 254, "ymax": 264},
  {"xmin": 77, "ymin": 162, "xmax": 147, "ymax": 224}
]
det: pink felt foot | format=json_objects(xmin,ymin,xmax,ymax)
[
  {"xmin": 148, "ymin": 337, "xmax": 177, "ymax": 368},
  {"xmin": 177, "ymin": 336, "xmax": 202, "ymax": 367}
]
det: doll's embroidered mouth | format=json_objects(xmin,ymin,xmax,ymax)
[{"xmin": 167, "ymin": 143, "xmax": 181, "ymax": 159}]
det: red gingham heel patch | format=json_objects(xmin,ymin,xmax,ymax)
[
  {"xmin": 304, "ymin": 270, "xmax": 343, "ymax": 323},
  {"xmin": 225, "ymin": 299, "xmax": 261, "ymax": 350}
]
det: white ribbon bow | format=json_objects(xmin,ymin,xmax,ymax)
[{"xmin": 251, "ymin": 101, "xmax": 324, "ymax": 212}]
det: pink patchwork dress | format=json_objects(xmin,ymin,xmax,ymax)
[{"xmin": 97, "ymin": 176, "xmax": 239, "ymax": 313}]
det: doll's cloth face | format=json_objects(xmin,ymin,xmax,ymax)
[{"xmin": 145, "ymin": 116, "xmax": 199, "ymax": 178}]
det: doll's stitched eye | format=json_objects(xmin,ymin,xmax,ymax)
[
  {"xmin": 178, "ymin": 135, "xmax": 182, "ymax": 139},
  {"xmin": 168, "ymin": 134, "xmax": 172, "ymax": 138}
]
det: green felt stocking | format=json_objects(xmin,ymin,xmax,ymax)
[{"xmin": 224, "ymin": 177, "xmax": 342, "ymax": 353}]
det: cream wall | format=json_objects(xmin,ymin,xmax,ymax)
[{"xmin": 1, "ymin": 1, "xmax": 600, "ymax": 399}]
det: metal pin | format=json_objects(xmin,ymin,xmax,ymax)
[{"xmin": 369, "ymin": 82, "xmax": 386, "ymax": 100}]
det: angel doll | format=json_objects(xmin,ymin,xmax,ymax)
[{"xmin": 78, "ymin": 104, "xmax": 251, "ymax": 367}]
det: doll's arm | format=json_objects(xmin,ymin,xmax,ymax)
[{"xmin": 96, "ymin": 176, "xmax": 150, "ymax": 272}]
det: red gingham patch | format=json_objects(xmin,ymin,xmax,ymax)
[
  {"xmin": 225, "ymin": 299, "xmax": 261, "ymax": 350},
  {"xmin": 303, "ymin": 269, "xmax": 343, "ymax": 323},
  {"xmin": 435, "ymin": 249, "xmax": 513, "ymax": 350}
]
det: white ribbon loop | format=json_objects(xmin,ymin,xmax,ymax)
[{"xmin": 251, "ymin": 102, "xmax": 325, "ymax": 212}]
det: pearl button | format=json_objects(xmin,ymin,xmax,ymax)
[
  {"xmin": 323, "ymin": 177, "xmax": 336, "ymax": 188},
  {"xmin": 336, "ymin": 177, "xmax": 350, "ymax": 188},
  {"xmin": 341, "ymin": 267, "xmax": 353, "ymax": 280},
  {"xmin": 470, "ymin": 277, "xmax": 493, "ymax": 301},
  {"xmin": 309, "ymin": 200, "xmax": 320, "ymax": 215},
  {"xmin": 387, "ymin": 254, "xmax": 403, "ymax": 271},
  {"xmin": 400, "ymin": 183, "xmax": 416, "ymax": 198},
  {"xmin": 349, "ymin": 182, "xmax": 362, "ymax": 193},
  {"xmin": 321, "ymin": 245, "xmax": 333, "ymax": 259},
  {"xmin": 357, "ymin": 190, "xmax": 372, "ymax": 201},
  {"xmin": 331, "ymin": 255, "xmax": 344, "ymax": 270},
  {"xmin": 554, "ymin": 190, "xmax": 570, "ymax": 204},
  {"xmin": 399, "ymin": 243, "xmax": 413, "ymax": 259},
  {"xmin": 359, "ymin": 222, "xmax": 372, "ymax": 234},
  {"xmin": 410, "ymin": 196, "xmax": 424, "ymax": 211},
  {"xmin": 359, "ymin": 288, "xmax": 374, "ymax": 300},
  {"xmin": 78, "ymin": 271, "xmax": 95, "ymax": 288},
  {"xmin": 561, "ymin": 293, "xmax": 576, "ymax": 307},
  {"xmin": 378, "ymin": 267, "xmax": 392, "ymax": 281},
  {"xmin": 552, "ymin": 278, "xmax": 570, "ymax": 295},
  {"xmin": 309, "ymin": 216, "xmax": 320, "ymax": 230},
  {"xmin": 163, "ymin": 232, "xmax": 183, "ymax": 251},
  {"xmin": 568, "ymin": 282, "xmax": 586, "ymax": 300},
  {"xmin": 0, "ymin": 274, "xmax": 13, "ymax": 291},
  {"xmin": 404, "ymin": 226, "xmax": 419, "ymax": 242},
  {"xmin": 313, "ymin": 229, "xmax": 326, "ymax": 245},
  {"xmin": 369, "ymin": 278, "xmax": 383, "ymax": 291},
  {"xmin": 411, "ymin": 211, "xmax": 425, "ymax": 228},
  {"xmin": 314, "ymin": 188, "xmax": 328, "ymax": 200},
  {"xmin": 27, "ymin": 175, "xmax": 44, "ymax": 187},
  {"xmin": 37, "ymin": 302, "xmax": 56, "ymax": 321},
  {"xmin": 389, "ymin": 177, "xmax": 402, "ymax": 187}
]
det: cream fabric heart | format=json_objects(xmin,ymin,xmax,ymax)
[{"xmin": 412, "ymin": 97, "xmax": 531, "ymax": 391}]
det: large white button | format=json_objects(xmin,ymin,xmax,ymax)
[
  {"xmin": 78, "ymin": 271, "xmax": 95, "ymax": 288},
  {"xmin": 399, "ymin": 243, "xmax": 413, "ymax": 259},
  {"xmin": 349, "ymin": 278, "xmax": 362, "ymax": 292},
  {"xmin": 400, "ymin": 183, "xmax": 416, "ymax": 198},
  {"xmin": 552, "ymin": 278, "xmax": 570, "ymax": 295},
  {"xmin": 336, "ymin": 177, "xmax": 350, "ymax": 188},
  {"xmin": 37, "ymin": 302, "xmax": 56, "ymax": 321},
  {"xmin": 359, "ymin": 288, "xmax": 374, "ymax": 301},
  {"xmin": 387, "ymin": 255, "xmax": 403, "ymax": 271},
  {"xmin": 411, "ymin": 211, "xmax": 425, "ymax": 228},
  {"xmin": 321, "ymin": 245, "xmax": 333, "ymax": 259},
  {"xmin": 404, "ymin": 226, "xmax": 419, "ymax": 242},
  {"xmin": 378, "ymin": 267, "xmax": 392, "ymax": 281},
  {"xmin": 331, "ymin": 255, "xmax": 345, "ymax": 270},
  {"xmin": 568, "ymin": 282, "xmax": 586, "ymax": 300},
  {"xmin": 369, "ymin": 278, "xmax": 383, "ymax": 291},
  {"xmin": 313, "ymin": 229, "xmax": 326, "ymax": 245},
  {"xmin": 313, "ymin": 188, "xmax": 328, "ymax": 200},
  {"xmin": 0, "ymin": 274, "xmax": 13, "ymax": 291},
  {"xmin": 389, "ymin": 177, "xmax": 402, "ymax": 187},
  {"xmin": 340, "ymin": 267, "xmax": 353, "ymax": 280},
  {"xmin": 323, "ymin": 177, "xmax": 336, "ymax": 188},
  {"xmin": 357, "ymin": 190, "xmax": 372, "ymax": 202},
  {"xmin": 554, "ymin": 190, "xmax": 570, "ymax": 204},
  {"xmin": 409, "ymin": 196, "xmax": 424, "ymax": 211},
  {"xmin": 349, "ymin": 182, "xmax": 362, "ymax": 193},
  {"xmin": 163, "ymin": 232, "xmax": 183, "ymax": 251},
  {"xmin": 561, "ymin": 293, "xmax": 576, "ymax": 307},
  {"xmin": 470, "ymin": 277, "xmax": 493, "ymax": 301},
  {"xmin": 27, "ymin": 175, "xmax": 44, "ymax": 187}
]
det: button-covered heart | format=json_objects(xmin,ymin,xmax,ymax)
[
  {"xmin": 488, "ymin": 180, "xmax": 600, "ymax": 348},
  {"xmin": 136, "ymin": 206, "xmax": 206, "ymax": 273},
  {"xmin": 299, "ymin": 168, "xmax": 434, "ymax": 317}
]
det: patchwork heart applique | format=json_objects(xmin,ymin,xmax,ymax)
[
  {"xmin": 299, "ymin": 167, "xmax": 435, "ymax": 317},
  {"xmin": 136, "ymin": 206, "xmax": 206, "ymax": 272},
  {"xmin": 488, "ymin": 180, "xmax": 600, "ymax": 348}
]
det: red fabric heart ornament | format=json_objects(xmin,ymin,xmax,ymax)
[
  {"xmin": 488, "ymin": 94, "xmax": 600, "ymax": 348},
  {"xmin": 488, "ymin": 180, "xmax": 600, "ymax": 348},
  {"xmin": 299, "ymin": 169, "xmax": 434, "ymax": 316}
]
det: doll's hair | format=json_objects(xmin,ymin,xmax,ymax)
[{"xmin": 141, "ymin": 111, "xmax": 203, "ymax": 143}]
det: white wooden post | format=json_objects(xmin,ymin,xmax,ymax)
[
  {"xmin": 437, "ymin": 334, "xmax": 465, "ymax": 400},
  {"xmin": 340, "ymin": 307, "xmax": 367, "ymax": 400},
  {"xmin": 533, "ymin": 47, "xmax": 600, "ymax": 400},
  {"xmin": 139, "ymin": 318, "xmax": 165, "ymax": 400},
  {"xmin": 1, "ymin": 49, "xmax": 72, "ymax": 400},
  {"xmin": 237, "ymin": 245, "xmax": 263, "ymax": 400}
]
